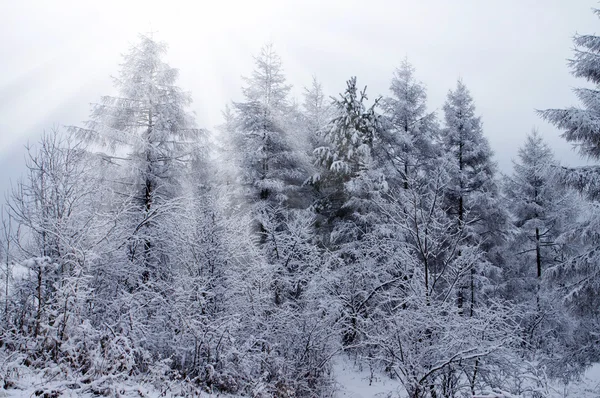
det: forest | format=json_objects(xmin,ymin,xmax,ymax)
[{"xmin": 1, "ymin": 6, "xmax": 600, "ymax": 398}]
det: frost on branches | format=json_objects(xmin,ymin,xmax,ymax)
[{"xmin": 3, "ymin": 19, "xmax": 600, "ymax": 398}]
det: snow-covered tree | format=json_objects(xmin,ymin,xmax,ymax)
[
  {"xmin": 65, "ymin": 34, "xmax": 207, "ymax": 376},
  {"xmin": 4, "ymin": 129, "xmax": 98, "ymax": 368},
  {"xmin": 380, "ymin": 59, "xmax": 438, "ymax": 190},
  {"xmin": 311, "ymin": 77, "xmax": 384, "ymax": 247},
  {"xmin": 538, "ymin": 8, "xmax": 600, "ymax": 373},
  {"xmin": 303, "ymin": 76, "xmax": 332, "ymax": 144},
  {"xmin": 540, "ymin": 9, "xmax": 600, "ymax": 160},
  {"xmin": 441, "ymin": 80, "xmax": 506, "ymax": 315},
  {"xmin": 231, "ymin": 44, "xmax": 306, "ymax": 210},
  {"xmin": 504, "ymin": 130, "xmax": 573, "ymax": 282},
  {"xmin": 344, "ymin": 161, "xmax": 526, "ymax": 398},
  {"xmin": 501, "ymin": 130, "xmax": 580, "ymax": 376},
  {"xmin": 70, "ymin": 34, "xmax": 203, "ymax": 282}
]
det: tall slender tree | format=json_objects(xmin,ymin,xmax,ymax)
[
  {"xmin": 381, "ymin": 59, "xmax": 438, "ymax": 190},
  {"xmin": 70, "ymin": 34, "xmax": 202, "ymax": 281},
  {"xmin": 441, "ymin": 80, "xmax": 505, "ymax": 316},
  {"xmin": 67, "ymin": 34, "xmax": 206, "ymax": 374},
  {"xmin": 303, "ymin": 76, "xmax": 332, "ymax": 143},
  {"xmin": 231, "ymin": 44, "xmax": 305, "ymax": 208},
  {"xmin": 539, "ymin": 8, "xmax": 600, "ymax": 371},
  {"xmin": 504, "ymin": 130, "xmax": 573, "ymax": 283}
]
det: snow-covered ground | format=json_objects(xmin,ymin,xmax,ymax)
[
  {"xmin": 0, "ymin": 367, "xmax": 214, "ymax": 398},
  {"xmin": 549, "ymin": 364, "xmax": 600, "ymax": 398},
  {"xmin": 331, "ymin": 357, "xmax": 600, "ymax": 398},
  {"xmin": 1, "ymin": 360, "xmax": 599, "ymax": 397},
  {"xmin": 332, "ymin": 357, "xmax": 404, "ymax": 398}
]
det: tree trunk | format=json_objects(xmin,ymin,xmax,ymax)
[
  {"xmin": 35, "ymin": 265, "xmax": 43, "ymax": 338},
  {"xmin": 535, "ymin": 227, "xmax": 542, "ymax": 279}
]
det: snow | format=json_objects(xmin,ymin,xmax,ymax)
[
  {"xmin": 329, "ymin": 357, "xmax": 600, "ymax": 398},
  {"xmin": 0, "ymin": 373, "xmax": 229, "ymax": 398},
  {"xmin": 0, "ymin": 361, "xmax": 599, "ymax": 397},
  {"xmin": 549, "ymin": 363, "xmax": 600, "ymax": 398},
  {"xmin": 332, "ymin": 356, "xmax": 404, "ymax": 398}
]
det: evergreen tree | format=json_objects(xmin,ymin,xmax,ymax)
[
  {"xmin": 311, "ymin": 77, "xmax": 383, "ymax": 246},
  {"xmin": 66, "ymin": 34, "xmax": 206, "ymax": 374},
  {"xmin": 540, "ymin": 8, "xmax": 600, "ymax": 160},
  {"xmin": 502, "ymin": 130, "xmax": 577, "ymax": 371},
  {"xmin": 539, "ymin": 8, "xmax": 600, "ymax": 372},
  {"xmin": 381, "ymin": 59, "xmax": 438, "ymax": 190},
  {"xmin": 303, "ymin": 76, "xmax": 332, "ymax": 144},
  {"xmin": 231, "ymin": 44, "xmax": 305, "ymax": 209},
  {"xmin": 504, "ymin": 130, "xmax": 573, "ymax": 283},
  {"xmin": 70, "ymin": 34, "xmax": 202, "ymax": 282},
  {"xmin": 441, "ymin": 80, "xmax": 505, "ymax": 316}
]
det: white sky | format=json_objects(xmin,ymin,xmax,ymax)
[{"xmin": 1, "ymin": 0, "xmax": 599, "ymax": 196}]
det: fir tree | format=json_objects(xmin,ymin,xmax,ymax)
[
  {"xmin": 381, "ymin": 59, "xmax": 438, "ymax": 190},
  {"xmin": 303, "ymin": 76, "xmax": 332, "ymax": 142},
  {"xmin": 441, "ymin": 80, "xmax": 505, "ymax": 316},
  {"xmin": 502, "ymin": 130, "xmax": 577, "ymax": 368},
  {"xmin": 231, "ymin": 44, "xmax": 305, "ymax": 208},
  {"xmin": 538, "ymin": 8, "xmax": 600, "ymax": 372},
  {"xmin": 504, "ymin": 130, "xmax": 572, "ymax": 282},
  {"xmin": 540, "ymin": 8, "xmax": 600, "ymax": 160},
  {"xmin": 70, "ymin": 34, "xmax": 203, "ymax": 281},
  {"xmin": 311, "ymin": 77, "xmax": 383, "ymax": 243}
]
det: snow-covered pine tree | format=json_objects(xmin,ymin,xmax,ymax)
[
  {"xmin": 502, "ymin": 130, "xmax": 578, "ymax": 371},
  {"xmin": 538, "ymin": 8, "xmax": 600, "ymax": 371},
  {"xmin": 538, "ymin": 9, "xmax": 600, "ymax": 200},
  {"xmin": 221, "ymin": 47, "xmax": 337, "ymax": 396},
  {"xmin": 303, "ymin": 76, "xmax": 332, "ymax": 145},
  {"xmin": 504, "ymin": 130, "xmax": 573, "ymax": 283},
  {"xmin": 311, "ymin": 76, "xmax": 384, "ymax": 247},
  {"xmin": 70, "ymin": 33, "xmax": 202, "ymax": 283},
  {"xmin": 540, "ymin": 9, "xmax": 600, "ymax": 161},
  {"xmin": 66, "ymin": 34, "xmax": 206, "ymax": 374},
  {"xmin": 231, "ymin": 44, "xmax": 306, "ymax": 212},
  {"xmin": 380, "ymin": 59, "xmax": 438, "ymax": 190},
  {"xmin": 441, "ymin": 80, "xmax": 506, "ymax": 315}
]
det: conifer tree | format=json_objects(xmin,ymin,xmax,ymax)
[
  {"xmin": 441, "ymin": 80, "xmax": 505, "ymax": 315},
  {"xmin": 303, "ymin": 76, "xmax": 332, "ymax": 143},
  {"xmin": 539, "ymin": 8, "xmax": 600, "ymax": 369},
  {"xmin": 502, "ymin": 131, "xmax": 578, "ymax": 367},
  {"xmin": 70, "ymin": 34, "xmax": 202, "ymax": 282},
  {"xmin": 67, "ymin": 34, "xmax": 206, "ymax": 374},
  {"xmin": 381, "ymin": 59, "xmax": 438, "ymax": 190},
  {"xmin": 311, "ymin": 77, "xmax": 383, "ymax": 246},
  {"xmin": 231, "ymin": 44, "xmax": 305, "ymax": 209},
  {"xmin": 540, "ymin": 9, "xmax": 600, "ymax": 160},
  {"xmin": 504, "ymin": 130, "xmax": 573, "ymax": 283}
]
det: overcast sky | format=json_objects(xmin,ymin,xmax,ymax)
[{"xmin": 1, "ymin": 0, "xmax": 599, "ymax": 197}]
